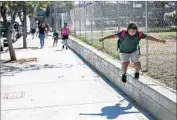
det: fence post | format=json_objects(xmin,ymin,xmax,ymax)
[
  {"xmin": 79, "ymin": 1, "xmax": 81, "ymax": 37},
  {"xmin": 91, "ymin": 3, "xmax": 94, "ymax": 42},
  {"xmin": 117, "ymin": 1, "xmax": 120, "ymax": 31},
  {"xmin": 53, "ymin": 1, "xmax": 58, "ymax": 31},
  {"xmin": 74, "ymin": 9, "xmax": 76, "ymax": 36},
  {"xmin": 176, "ymin": 2, "xmax": 177, "ymax": 79},
  {"xmin": 132, "ymin": 1, "xmax": 134, "ymax": 22},
  {"xmin": 84, "ymin": 1, "xmax": 87, "ymax": 39},
  {"xmin": 145, "ymin": 1, "xmax": 149, "ymax": 71},
  {"xmin": 91, "ymin": 18, "xmax": 93, "ymax": 41},
  {"xmin": 100, "ymin": 2, "xmax": 104, "ymax": 48}
]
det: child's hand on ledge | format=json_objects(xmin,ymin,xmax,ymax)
[
  {"xmin": 161, "ymin": 40, "xmax": 166, "ymax": 44},
  {"xmin": 99, "ymin": 38, "xmax": 104, "ymax": 42}
]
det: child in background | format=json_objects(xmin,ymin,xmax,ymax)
[
  {"xmin": 53, "ymin": 30, "xmax": 59, "ymax": 47},
  {"xmin": 61, "ymin": 23, "xmax": 70, "ymax": 50}
]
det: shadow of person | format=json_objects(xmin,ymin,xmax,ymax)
[
  {"xmin": 80, "ymin": 103, "xmax": 139, "ymax": 119},
  {"xmin": 56, "ymin": 48, "xmax": 64, "ymax": 51}
]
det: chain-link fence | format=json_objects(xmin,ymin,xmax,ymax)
[{"xmin": 63, "ymin": 1, "xmax": 177, "ymax": 90}]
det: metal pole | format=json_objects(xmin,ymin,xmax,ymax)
[
  {"xmin": 74, "ymin": 9, "xmax": 76, "ymax": 36},
  {"xmin": 117, "ymin": 1, "xmax": 120, "ymax": 31},
  {"xmin": 132, "ymin": 1, "xmax": 134, "ymax": 22},
  {"xmin": 145, "ymin": 1, "xmax": 149, "ymax": 71},
  {"xmin": 84, "ymin": 1, "xmax": 87, "ymax": 39},
  {"xmin": 79, "ymin": 1, "xmax": 81, "ymax": 37},
  {"xmin": 100, "ymin": 2, "xmax": 104, "ymax": 48},
  {"xmin": 100, "ymin": 2, "xmax": 103, "ymax": 37},
  {"xmin": 91, "ymin": 3, "xmax": 94, "ymax": 42},
  {"xmin": 53, "ymin": 1, "xmax": 58, "ymax": 30},
  {"xmin": 176, "ymin": 23, "xmax": 177, "ymax": 80},
  {"xmin": 91, "ymin": 18, "xmax": 93, "ymax": 41},
  {"xmin": 56, "ymin": 2, "xmax": 59, "ymax": 31}
]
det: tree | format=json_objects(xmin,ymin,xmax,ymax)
[
  {"xmin": 17, "ymin": 1, "xmax": 52, "ymax": 48},
  {"xmin": 1, "ymin": 2, "xmax": 19, "ymax": 61},
  {"xmin": 0, "ymin": 2, "xmax": 52, "ymax": 60},
  {"xmin": 59, "ymin": 2, "xmax": 74, "ymax": 25},
  {"xmin": 17, "ymin": 2, "xmax": 27, "ymax": 48},
  {"xmin": 45, "ymin": 5, "xmax": 50, "ymax": 17},
  {"xmin": 58, "ymin": 1, "xmax": 74, "ymax": 10},
  {"xmin": 175, "ymin": 1, "xmax": 177, "ymax": 26}
]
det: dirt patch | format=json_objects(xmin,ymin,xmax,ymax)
[
  {"xmin": 2, "ymin": 58, "xmax": 37, "ymax": 64},
  {"xmin": 14, "ymin": 58, "xmax": 37, "ymax": 63}
]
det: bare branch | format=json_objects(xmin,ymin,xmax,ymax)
[
  {"xmin": 18, "ymin": 11, "xmax": 23, "ymax": 23},
  {"xmin": 1, "ymin": 6, "xmax": 8, "ymax": 23},
  {"xmin": 11, "ymin": 6, "xmax": 18, "ymax": 24}
]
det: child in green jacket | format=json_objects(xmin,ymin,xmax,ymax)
[{"xmin": 99, "ymin": 23, "xmax": 166, "ymax": 83}]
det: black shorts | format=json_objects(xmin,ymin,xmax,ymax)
[
  {"xmin": 54, "ymin": 36, "xmax": 58, "ymax": 40},
  {"xmin": 62, "ymin": 35, "xmax": 69, "ymax": 40}
]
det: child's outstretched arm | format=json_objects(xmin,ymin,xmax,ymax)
[
  {"xmin": 146, "ymin": 36, "xmax": 166, "ymax": 43},
  {"xmin": 99, "ymin": 34, "xmax": 119, "ymax": 42}
]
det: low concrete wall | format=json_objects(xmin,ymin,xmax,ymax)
[{"xmin": 68, "ymin": 36, "xmax": 176, "ymax": 120}]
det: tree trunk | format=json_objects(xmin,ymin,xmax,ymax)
[
  {"xmin": 25, "ymin": 17, "xmax": 27, "ymax": 38},
  {"xmin": 29, "ymin": 16, "xmax": 32, "ymax": 30},
  {"xmin": 1, "ymin": 6, "xmax": 8, "ymax": 37},
  {"xmin": 1, "ymin": 5, "xmax": 16, "ymax": 61},
  {"xmin": 175, "ymin": 2, "xmax": 177, "ymax": 26},
  {"xmin": 7, "ymin": 25, "xmax": 16, "ymax": 61},
  {"xmin": 23, "ymin": 3, "xmax": 27, "ymax": 48}
]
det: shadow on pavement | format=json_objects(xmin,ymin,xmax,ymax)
[
  {"xmin": 69, "ymin": 46, "xmax": 155, "ymax": 120},
  {"xmin": 80, "ymin": 102, "xmax": 139, "ymax": 119},
  {"xmin": 56, "ymin": 48, "xmax": 64, "ymax": 51},
  {"xmin": 2, "ymin": 47, "xmax": 39, "ymax": 54},
  {"xmin": 1, "ymin": 61, "xmax": 74, "ymax": 76}
]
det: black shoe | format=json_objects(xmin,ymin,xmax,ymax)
[
  {"xmin": 134, "ymin": 72, "xmax": 139, "ymax": 79},
  {"xmin": 66, "ymin": 47, "xmax": 68, "ymax": 50},
  {"xmin": 62, "ymin": 45, "xmax": 64, "ymax": 49},
  {"xmin": 122, "ymin": 74, "xmax": 127, "ymax": 83}
]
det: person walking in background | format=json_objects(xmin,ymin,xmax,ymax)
[
  {"xmin": 61, "ymin": 23, "xmax": 70, "ymax": 50},
  {"xmin": 53, "ymin": 29, "xmax": 59, "ymax": 47},
  {"xmin": 37, "ymin": 22, "xmax": 46, "ymax": 48},
  {"xmin": 99, "ymin": 23, "xmax": 166, "ymax": 83}
]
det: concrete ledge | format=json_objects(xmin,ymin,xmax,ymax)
[{"xmin": 68, "ymin": 36, "xmax": 176, "ymax": 120}]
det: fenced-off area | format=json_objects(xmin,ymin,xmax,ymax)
[{"xmin": 63, "ymin": 1, "xmax": 177, "ymax": 90}]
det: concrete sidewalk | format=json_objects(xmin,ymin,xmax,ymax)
[{"xmin": 1, "ymin": 35, "xmax": 154, "ymax": 120}]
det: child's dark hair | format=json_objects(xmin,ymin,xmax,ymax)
[{"xmin": 127, "ymin": 23, "xmax": 138, "ymax": 30}]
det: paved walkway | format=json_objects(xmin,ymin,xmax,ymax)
[{"xmin": 1, "ymin": 35, "xmax": 154, "ymax": 120}]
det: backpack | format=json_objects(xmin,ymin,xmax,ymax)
[
  {"xmin": 53, "ymin": 32, "xmax": 59, "ymax": 38},
  {"xmin": 54, "ymin": 32, "xmax": 58, "ymax": 36},
  {"xmin": 61, "ymin": 27, "xmax": 69, "ymax": 35},
  {"xmin": 16, "ymin": 33, "xmax": 20, "ymax": 39},
  {"xmin": 117, "ymin": 30, "xmax": 142, "ymax": 54}
]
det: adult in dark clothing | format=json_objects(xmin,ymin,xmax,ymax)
[{"xmin": 37, "ymin": 22, "xmax": 46, "ymax": 48}]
